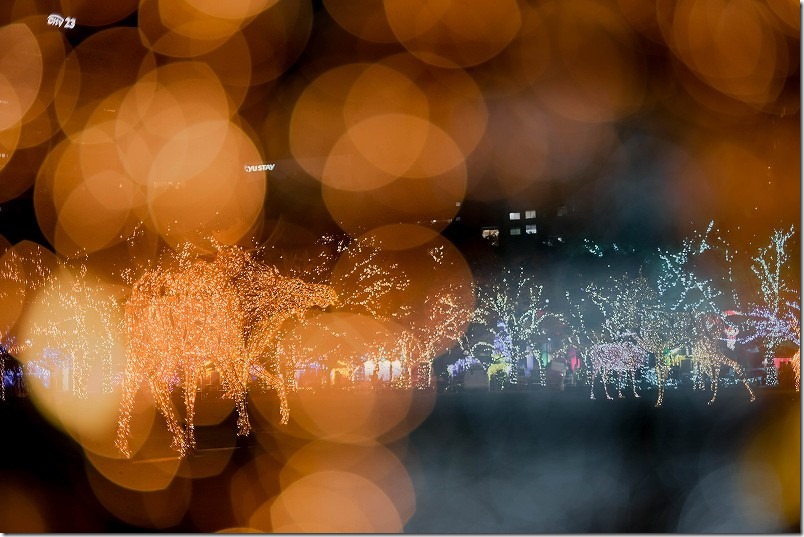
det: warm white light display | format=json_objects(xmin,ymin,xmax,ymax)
[
  {"xmin": 691, "ymin": 314, "xmax": 755, "ymax": 405},
  {"xmin": 581, "ymin": 275, "xmax": 653, "ymax": 400},
  {"xmin": 587, "ymin": 341, "xmax": 645, "ymax": 400},
  {"xmin": 1, "ymin": 221, "xmax": 793, "ymax": 454},
  {"xmin": 115, "ymin": 244, "xmax": 337, "ymax": 457},
  {"xmin": 28, "ymin": 265, "xmax": 119, "ymax": 398},
  {"xmin": 469, "ymin": 268, "xmax": 559, "ymax": 385},
  {"xmin": 639, "ymin": 308, "xmax": 693, "ymax": 407}
]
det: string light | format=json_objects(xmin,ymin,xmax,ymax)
[
  {"xmin": 1, "ymin": 220, "xmax": 793, "ymax": 447},
  {"xmin": 691, "ymin": 314, "xmax": 755, "ymax": 405},
  {"xmin": 581, "ymin": 274, "xmax": 652, "ymax": 400},
  {"xmin": 743, "ymin": 227, "xmax": 797, "ymax": 386},
  {"xmin": 656, "ymin": 221, "xmax": 732, "ymax": 314},
  {"xmin": 0, "ymin": 333, "xmax": 26, "ymax": 401},
  {"xmin": 115, "ymin": 243, "xmax": 337, "ymax": 458},
  {"xmin": 471, "ymin": 268, "xmax": 559, "ymax": 386},
  {"xmin": 587, "ymin": 342, "xmax": 644, "ymax": 400}
]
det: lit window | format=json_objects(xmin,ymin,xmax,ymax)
[
  {"xmin": 509, "ymin": 212, "xmax": 521, "ymax": 220},
  {"xmin": 525, "ymin": 224, "xmax": 537, "ymax": 235},
  {"xmin": 510, "ymin": 227, "xmax": 521, "ymax": 236},
  {"xmin": 482, "ymin": 228, "xmax": 500, "ymax": 246},
  {"xmin": 525, "ymin": 210, "xmax": 536, "ymax": 219}
]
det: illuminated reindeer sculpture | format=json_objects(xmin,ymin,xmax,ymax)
[
  {"xmin": 691, "ymin": 313, "xmax": 755, "ymax": 405},
  {"xmin": 587, "ymin": 337, "xmax": 646, "ymax": 400},
  {"xmin": 115, "ymin": 246, "xmax": 336, "ymax": 457},
  {"xmin": 231, "ymin": 252, "xmax": 337, "ymax": 427},
  {"xmin": 565, "ymin": 311, "xmax": 645, "ymax": 402},
  {"xmin": 579, "ymin": 275, "xmax": 650, "ymax": 401},
  {"xmin": 634, "ymin": 308, "xmax": 692, "ymax": 407}
]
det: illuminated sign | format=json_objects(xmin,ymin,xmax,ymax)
[
  {"xmin": 47, "ymin": 14, "xmax": 76, "ymax": 29},
  {"xmin": 243, "ymin": 163, "xmax": 276, "ymax": 172}
]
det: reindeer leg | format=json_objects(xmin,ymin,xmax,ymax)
[
  {"xmin": 150, "ymin": 378, "xmax": 186, "ymax": 455},
  {"xmin": 603, "ymin": 369, "xmax": 613, "ymax": 400},
  {"xmin": 251, "ymin": 363, "xmax": 290, "ymax": 425},
  {"xmin": 617, "ymin": 371, "xmax": 624, "ymax": 399},
  {"xmin": 743, "ymin": 373, "xmax": 756, "ymax": 403},
  {"xmin": 115, "ymin": 370, "xmax": 141, "ymax": 458},
  {"xmin": 707, "ymin": 366, "xmax": 719, "ymax": 405},
  {"xmin": 631, "ymin": 369, "xmax": 640, "ymax": 398},
  {"xmin": 693, "ymin": 360, "xmax": 702, "ymax": 391},
  {"xmin": 730, "ymin": 360, "xmax": 756, "ymax": 403},
  {"xmin": 590, "ymin": 367, "xmax": 597, "ymax": 400},
  {"xmin": 184, "ymin": 368, "xmax": 198, "ymax": 452},
  {"xmin": 655, "ymin": 366, "xmax": 665, "ymax": 407},
  {"xmin": 217, "ymin": 360, "xmax": 251, "ymax": 436}
]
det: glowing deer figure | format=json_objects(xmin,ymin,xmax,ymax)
[
  {"xmin": 115, "ymin": 247, "xmax": 336, "ymax": 457},
  {"xmin": 232, "ymin": 259, "xmax": 337, "ymax": 433},
  {"xmin": 116, "ymin": 257, "xmax": 249, "ymax": 457},
  {"xmin": 637, "ymin": 310, "xmax": 692, "ymax": 407},
  {"xmin": 691, "ymin": 314, "xmax": 755, "ymax": 405},
  {"xmin": 587, "ymin": 341, "xmax": 645, "ymax": 400}
]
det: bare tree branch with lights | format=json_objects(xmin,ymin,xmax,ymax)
[
  {"xmin": 472, "ymin": 268, "xmax": 558, "ymax": 387},
  {"xmin": 330, "ymin": 235, "xmax": 412, "ymax": 322},
  {"xmin": 740, "ymin": 227, "xmax": 799, "ymax": 386},
  {"xmin": 656, "ymin": 221, "xmax": 735, "ymax": 316},
  {"xmin": 404, "ymin": 278, "xmax": 476, "ymax": 388}
]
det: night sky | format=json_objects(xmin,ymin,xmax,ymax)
[{"xmin": 0, "ymin": 0, "xmax": 799, "ymax": 258}]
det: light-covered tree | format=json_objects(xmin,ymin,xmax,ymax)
[
  {"xmin": 471, "ymin": 267, "xmax": 559, "ymax": 386},
  {"xmin": 741, "ymin": 226, "xmax": 799, "ymax": 386}
]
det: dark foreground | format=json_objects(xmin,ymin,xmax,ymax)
[
  {"xmin": 404, "ymin": 387, "xmax": 800, "ymax": 533},
  {"xmin": 1, "ymin": 385, "xmax": 800, "ymax": 532}
]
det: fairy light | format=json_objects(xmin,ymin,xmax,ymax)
[
  {"xmin": 272, "ymin": 233, "xmax": 468, "ymax": 392},
  {"xmin": 639, "ymin": 307, "xmax": 693, "ymax": 407},
  {"xmin": 587, "ymin": 341, "xmax": 644, "ymax": 400},
  {"xmin": 691, "ymin": 314, "xmax": 755, "ymax": 405},
  {"xmin": 0, "ymin": 250, "xmax": 120, "ymax": 399},
  {"xmin": 446, "ymin": 355, "xmax": 482, "ymax": 377},
  {"xmin": 656, "ymin": 221, "xmax": 732, "ymax": 314},
  {"xmin": 331, "ymin": 235, "xmax": 411, "ymax": 321},
  {"xmin": 472, "ymin": 268, "xmax": 559, "ymax": 385},
  {"xmin": 580, "ymin": 274, "xmax": 653, "ymax": 400},
  {"xmin": 29, "ymin": 264, "xmax": 119, "ymax": 397},
  {"xmin": 115, "ymin": 243, "xmax": 336, "ymax": 458},
  {"xmin": 0, "ymin": 249, "xmax": 28, "ymax": 400},
  {"xmin": 789, "ymin": 306, "xmax": 801, "ymax": 392},
  {"xmin": 0, "ymin": 333, "xmax": 26, "ymax": 401},
  {"xmin": 407, "ymin": 280, "xmax": 475, "ymax": 389},
  {"xmin": 743, "ymin": 227, "xmax": 797, "ymax": 386},
  {"xmin": 584, "ymin": 273, "xmax": 652, "ymax": 340}
]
